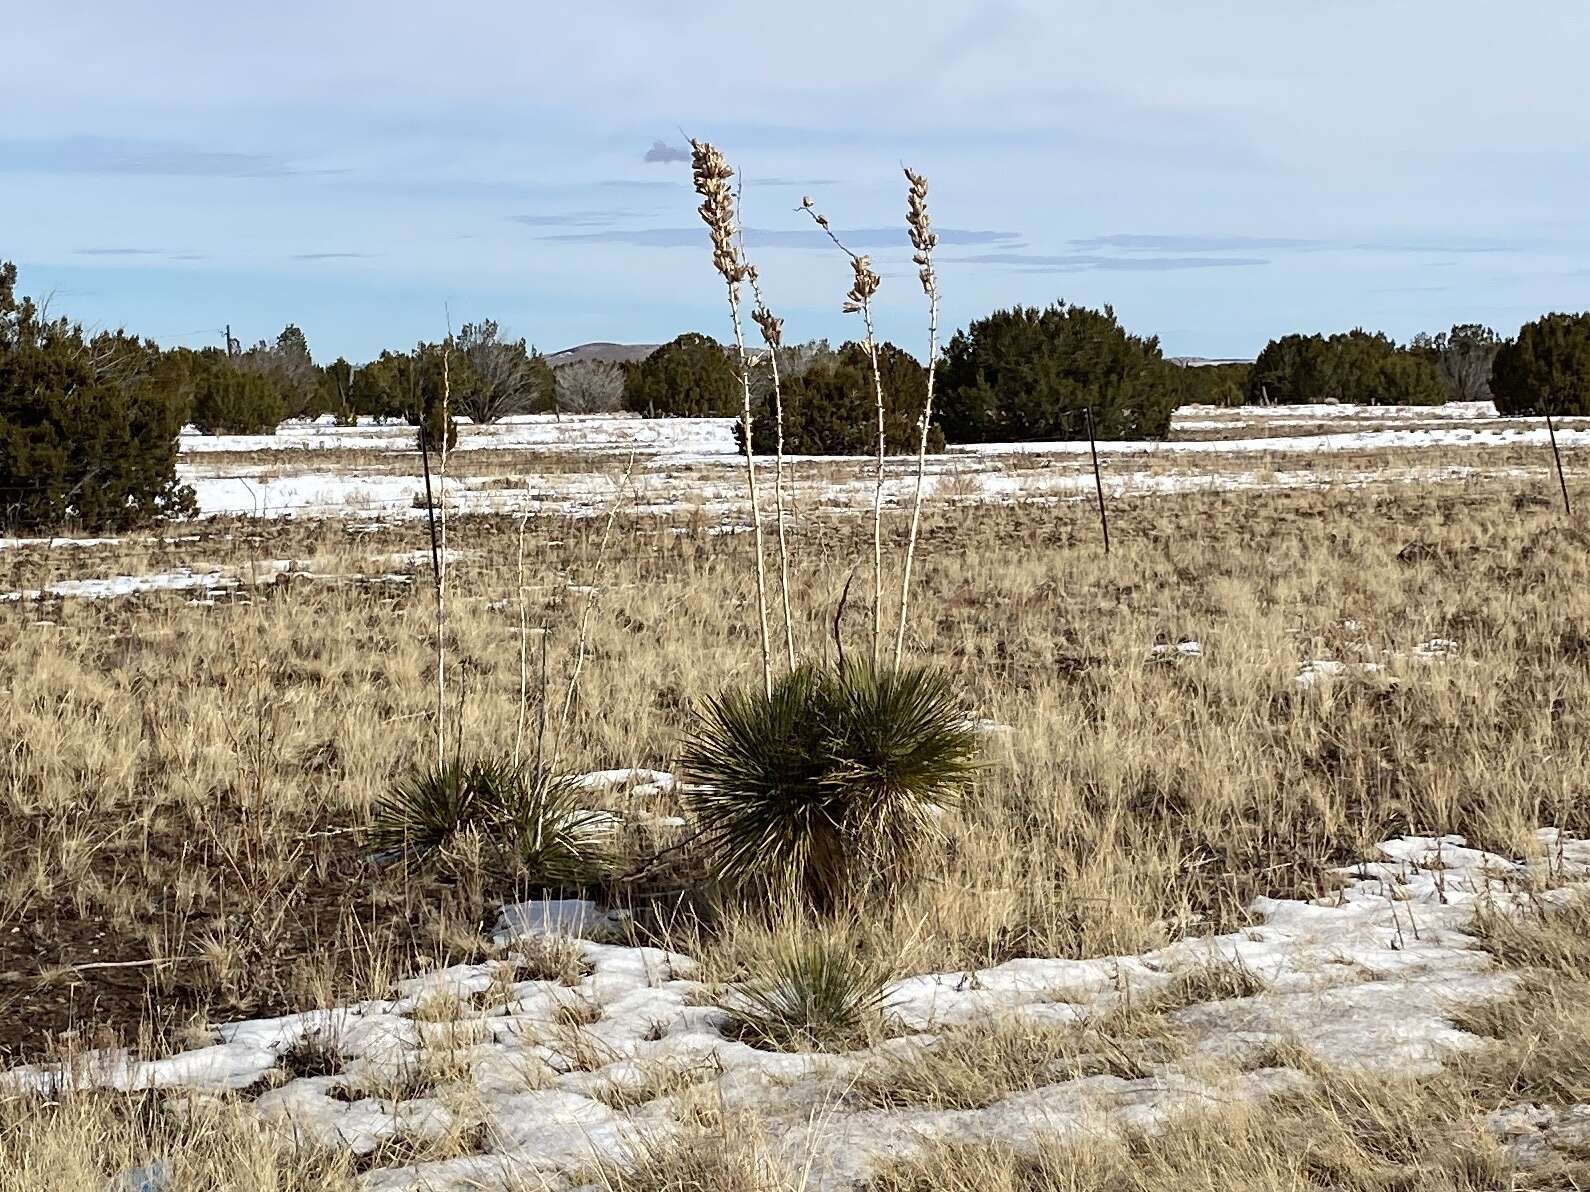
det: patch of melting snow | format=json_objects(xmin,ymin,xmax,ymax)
[
  {"xmin": 1, "ymin": 568, "xmax": 241, "ymax": 603},
  {"xmin": 1298, "ymin": 638, "xmax": 1464, "ymax": 687},
  {"xmin": 1150, "ymin": 640, "xmax": 1203, "ymax": 659},
  {"xmin": 568, "ymin": 768, "xmax": 677, "ymax": 800},
  {"xmin": 493, "ymin": 899, "xmax": 629, "ymax": 945},
  {"xmin": 0, "ymin": 536, "xmax": 122, "ymax": 551},
  {"xmin": 0, "ymin": 550, "xmax": 471, "ymax": 603},
  {"xmin": 7, "ymin": 829, "xmax": 1589, "ymax": 1190}
]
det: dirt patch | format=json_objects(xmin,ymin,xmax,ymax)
[{"xmin": 0, "ymin": 793, "xmax": 533, "ymax": 1063}]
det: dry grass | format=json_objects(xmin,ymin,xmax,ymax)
[
  {"xmin": 1451, "ymin": 894, "xmax": 1590, "ymax": 1109},
  {"xmin": 850, "ymin": 1004, "xmax": 1184, "ymax": 1110},
  {"xmin": 0, "ymin": 1091, "xmax": 359, "ymax": 1191},
  {"xmin": 864, "ymin": 1077, "xmax": 1546, "ymax": 1192},
  {"xmin": 3, "ymin": 480, "xmax": 1589, "ymax": 1062},
  {"xmin": 2, "ymin": 464, "xmax": 1590, "ymax": 1181}
]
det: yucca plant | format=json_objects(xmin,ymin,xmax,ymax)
[
  {"xmin": 679, "ymin": 661, "xmax": 978, "ymax": 911},
  {"xmin": 369, "ymin": 754, "xmax": 608, "ymax": 884},
  {"xmin": 367, "ymin": 754, "xmax": 518, "ymax": 860},
  {"xmin": 719, "ymin": 935, "xmax": 893, "ymax": 1052},
  {"xmin": 495, "ymin": 766, "xmax": 612, "ymax": 884}
]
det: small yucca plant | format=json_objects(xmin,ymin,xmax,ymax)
[
  {"xmin": 495, "ymin": 766, "xmax": 612, "ymax": 884},
  {"xmin": 719, "ymin": 936, "xmax": 893, "ymax": 1052},
  {"xmin": 368, "ymin": 754, "xmax": 517, "ymax": 859},
  {"xmin": 369, "ymin": 754, "xmax": 608, "ymax": 883},
  {"xmin": 679, "ymin": 661, "xmax": 978, "ymax": 911}
]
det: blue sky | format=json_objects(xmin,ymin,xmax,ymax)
[{"xmin": 4, "ymin": 1, "xmax": 1588, "ymax": 362}]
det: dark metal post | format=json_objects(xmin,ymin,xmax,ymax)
[
  {"xmin": 419, "ymin": 423, "xmax": 442, "ymax": 584},
  {"xmin": 1546, "ymin": 411, "xmax": 1572, "ymax": 515},
  {"xmin": 1084, "ymin": 407, "xmax": 1110, "ymax": 554}
]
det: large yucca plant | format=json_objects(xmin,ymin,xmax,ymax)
[
  {"xmin": 679, "ymin": 661, "xmax": 978, "ymax": 910},
  {"xmin": 369, "ymin": 755, "xmax": 608, "ymax": 883},
  {"xmin": 719, "ymin": 935, "xmax": 893, "ymax": 1052}
]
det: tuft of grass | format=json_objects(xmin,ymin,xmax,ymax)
[
  {"xmin": 504, "ymin": 935, "xmax": 593, "ymax": 987},
  {"xmin": 870, "ymin": 1069, "xmax": 1538, "ymax": 1192},
  {"xmin": 552, "ymin": 993, "xmax": 602, "ymax": 1027},
  {"xmin": 588, "ymin": 1108, "xmax": 792, "ymax": 1192},
  {"xmin": 0, "ymin": 1090, "xmax": 359, "ymax": 1191},
  {"xmin": 1143, "ymin": 956, "xmax": 1270, "ymax": 1013},
  {"xmin": 276, "ymin": 1028, "xmax": 345, "ymax": 1080},
  {"xmin": 680, "ymin": 660, "xmax": 978, "ymax": 910},
  {"xmin": 851, "ymin": 1009, "xmax": 1184, "ymax": 1110},
  {"xmin": 1453, "ymin": 893, "xmax": 1590, "ymax": 1107},
  {"xmin": 590, "ymin": 1057, "xmax": 722, "ymax": 1111},
  {"xmin": 1469, "ymin": 892, "xmax": 1590, "ymax": 977},
  {"xmin": 351, "ymin": 1119, "xmax": 493, "ymax": 1175},
  {"xmin": 368, "ymin": 755, "xmax": 608, "ymax": 883},
  {"xmin": 1453, "ymin": 976, "xmax": 1590, "ymax": 1107},
  {"xmin": 718, "ymin": 935, "xmax": 892, "ymax": 1053}
]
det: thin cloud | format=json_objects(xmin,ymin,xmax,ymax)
[
  {"xmin": 537, "ymin": 226, "xmax": 1022, "ymax": 250},
  {"xmin": 509, "ymin": 211, "xmax": 639, "ymax": 229},
  {"xmin": 643, "ymin": 140, "xmax": 690, "ymax": 164},
  {"xmin": 1071, "ymin": 233, "xmax": 1323, "ymax": 252},
  {"xmin": 1349, "ymin": 235, "xmax": 1547, "ymax": 254},
  {"xmin": 3, "ymin": 136, "xmax": 331, "ymax": 178},
  {"xmin": 951, "ymin": 252, "xmax": 1268, "ymax": 273},
  {"xmin": 1073, "ymin": 232, "xmax": 1558, "ymax": 256},
  {"xmin": 291, "ymin": 252, "xmax": 376, "ymax": 260},
  {"xmin": 596, "ymin": 179, "xmax": 683, "ymax": 190}
]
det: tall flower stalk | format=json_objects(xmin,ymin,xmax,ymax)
[
  {"xmin": 799, "ymin": 197, "xmax": 886, "ymax": 663},
  {"xmin": 692, "ymin": 140, "xmax": 773, "ymax": 695},
  {"xmin": 894, "ymin": 167, "xmax": 940, "ymax": 666},
  {"xmin": 750, "ymin": 285, "xmax": 798, "ymax": 671}
]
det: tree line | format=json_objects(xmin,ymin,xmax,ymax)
[{"xmin": 5, "ymin": 255, "xmax": 1590, "ymax": 530}]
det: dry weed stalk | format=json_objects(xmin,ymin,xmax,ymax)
[
  {"xmin": 549, "ymin": 452, "xmax": 639, "ymax": 775},
  {"xmin": 800, "ymin": 195, "xmax": 887, "ymax": 662},
  {"xmin": 435, "ymin": 337, "xmax": 453, "ymax": 767},
  {"xmin": 692, "ymin": 139, "xmax": 773, "ymax": 694},
  {"xmin": 748, "ymin": 276, "xmax": 798, "ymax": 670},
  {"xmin": 512, "ymin": 492, "xmax": 535, "ymax": 767},
  {"xmin": 894, "ymin": 166, "xmax": 940, "ymax": 666}
]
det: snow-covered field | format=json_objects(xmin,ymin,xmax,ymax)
[
  {"xmin": 5, "ymin": 819, "xmax": 1585, "ymax": 1190},
  {"xmin": 164, "ymin": 402, "xmax": 1586, "ymax": 521}
]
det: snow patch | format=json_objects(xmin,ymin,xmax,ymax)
[{"xmin": 6, "ymin": 830, "xmax": 1588, "ymax": 1190}]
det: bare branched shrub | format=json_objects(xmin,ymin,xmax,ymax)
[{"xmin": 553, "ymin": 361, "xmax": 626, "ymax": 414}]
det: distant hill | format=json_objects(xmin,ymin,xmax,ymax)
[
  {"xmin": 546, "ymin": 342, "xmax": 660, "ymax": 368},
  {"xmin": 1167, "ymin": 356, "xmax": 1253, "ymax": 367}
]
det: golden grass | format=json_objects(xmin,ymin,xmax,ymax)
[
  {"xmin": 3, "ymin": 481, "xmax": 1589, "ymax": 1048},
  {"xmin": 0, "ymin": 1091, "xmax": 359, "ymax": 1192},
  {"xmin": 850, "ymin": 1006, "xmax": 1184, "ymax": 1110},
  {"xmin": 2, "ymin": 464, "xmax": 1590, "ymax": 1187}
]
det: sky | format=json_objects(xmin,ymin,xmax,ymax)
[{"xmin": 4, "ymin": 1, "xmax": 1589, "ymax": 363}]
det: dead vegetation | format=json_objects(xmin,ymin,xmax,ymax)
[
  {"xmin": 2, "ymin": 462, "xmax": 1590, "ymax": 1183},
  {"xmin": 2, "ymin": 481, "xmax": 1589, "ymax": 1063}
]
